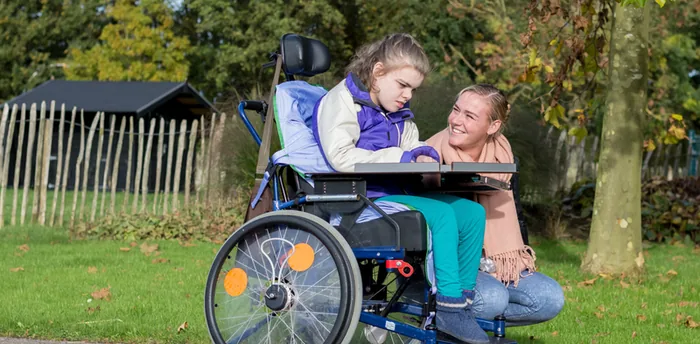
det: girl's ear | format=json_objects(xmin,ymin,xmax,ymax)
[
  {"xmin": 372, "ymin": 62, "xmax": 385, "ymax": 77},
  {"xmin": 487, "ymin": 119, "xmax": 502, "ymax": 136}
]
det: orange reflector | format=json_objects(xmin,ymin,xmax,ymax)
[
  {"xmin": 287, "ymin": 243, "xmax": 315, "ymax": 272},
  {"xmin": 224, "ymin": 268, "xmax": 247, "ymax": 296}
]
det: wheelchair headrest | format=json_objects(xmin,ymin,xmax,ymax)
[{"xmin": 280, "ymin": 34, "xmax": 331, "ymax": 77}]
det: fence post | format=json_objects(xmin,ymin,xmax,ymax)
[
  {"xmin": 38, "ymin": 101, "xmax": 55, "ymax": 225},
  {"xmin": 141, "ymin": 118, "xmax": 156, "ymax": 213},
  {"xmin": 32, "ymin": 102, "xmax": 46, "ymax": 223},
  {"xmin": 0, "ymin": 105, "xmax": 9, "ymax": 228},
  {"xmin": 689, "ymin": 130, "xmax": 698, "ymax": 177},
  {"xmin": 21, "ymin": 104, "xmax": 38, "ymax": 225},
  {"xmin": 0, "ymin": 105, "xmax": 18, "ymax": 227},
  {"xmin": 58, "ymin": 107, "xmax": 76, "ymax": 226},
  {"xmin": 100, "ymin": 114, "xmax": 116, "ymax": 217},
  {"xmin": 12, "ymin": 104, "xmax": 27, "ymax": 226}
]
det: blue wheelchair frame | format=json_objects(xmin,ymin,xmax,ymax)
[{"xmin": 237, "ymin": 102, "xmax": 510, "ymax": 344}]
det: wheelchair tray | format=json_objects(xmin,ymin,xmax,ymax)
[{"xmin": 306, "ymin": 162, "xmax": 515, "ymax": 192}]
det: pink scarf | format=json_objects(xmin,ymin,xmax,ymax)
[{"xmin": 426, "ymin": 129, "xmax": 536, "ymax": 286}]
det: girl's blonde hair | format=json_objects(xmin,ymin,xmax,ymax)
[
  {"xmin": 457, "ymin": 84, "xmax": 511, "ymax": 132},
  {"xmin": 346, "ymin": 33, "xmax": 431, "ymax": 90}
]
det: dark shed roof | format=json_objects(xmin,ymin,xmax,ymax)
[{"xmin": 3, "ymin": 80, "xmax": 216, "ymax": 116}]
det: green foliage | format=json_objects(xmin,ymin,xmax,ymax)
[
  {"xmin": 642, "ymin": 177, "xmax": 700, "ymax": 244},
  {"xmin": 0, "ymin": 0, "xmax": 108, "ymax": 102},
  {"xmin": 175, "ymin": 0, "xmax": 349, "ymax": 100},
  {"xmin": 65, "ymin": 0, "xmax": 190, "ymax": 82},
  {"xmin": 72, "ymin": 200, "xmax": 246, "ymax": 243}
]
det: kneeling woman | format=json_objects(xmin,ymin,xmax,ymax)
[{"xmin": 426, "ymin": 85, "xmax": 565, "ymax": 326}]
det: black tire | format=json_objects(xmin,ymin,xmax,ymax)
[{"xmin": 204, "ymin": 210, "xmax": 362, "ymax": 344}]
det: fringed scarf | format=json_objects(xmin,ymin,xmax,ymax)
[{"xmin": 426, "ymin": 129, "xmax": 536, "ymax": 286}]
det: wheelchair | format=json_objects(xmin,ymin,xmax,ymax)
[{"xmin": 204, "ymin": 34, "xmax": 524, "ymax": 344}]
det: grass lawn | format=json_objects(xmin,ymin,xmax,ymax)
[
  {"xmin": 1, "ymin": 225, "xmax": 699, "ymax": 343},
  {"xmin": 1, "ymin": 225, "xmax": 217, "ymax": 344}
]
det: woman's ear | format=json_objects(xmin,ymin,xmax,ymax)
[{"xmin": 487, "ymin": 119, "xmax": 502, "ymax": 135}]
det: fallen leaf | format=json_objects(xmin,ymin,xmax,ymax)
[
  {"xmin": 620, "ymin": 280, "xmax": 630, "ymax": 288},
  {"xmin": 91, "ymin": 287, "xmax": 112, "ymax": 301},
  {"xmin": 87, "ymin": 266, "xmax": 98, "ymax": 274},
  {"xmin": 686, "ymin": 316, "xmax": 700, "ymax": 328},
  {"xmin": 17, "ymin": 244, "xmax": 30, "ymax": 252},
  {"xmin": 152, "ymin": 258, "xmax": 169, "ymax": 264},
  {"xmin": 594, "ymin": 312, "xmax": 604, "ymax": 319},
  {"xmin": 179, "ymin": 241, "xmax": 196, "ymax": 247},
  {"xmin": 676, "ymin": 313, "xmax": 686, "ymax": 323},
  {"xmin": 637, "ymin": 314, "xmax": 647, "ymax": 321},
  {"xmin": 130, "ymin": 242, "xmax": 138, "ymax": 247},
  {"xmin": 119, "ymin": 247, "xmax": 131, "ymax": 252},
  {"xmin": 631, "ymin": 331, "xmax": 637, "ymax": 338},
  {"xmin": 678, "ymin": 301, "xmax": 699, "ymax": 308},
  {"xmin": 551, "ymin": 331, "xmax": 558, "ymax": 336},
  {"xmin": 86, "ymin": 306, "xmax": 101, "ymax": 314},
  {"xmin": 140, "ymin": 242, "xmax": 159, "ymax": 256},
  {"xmin": 641, "ymin": 302, "xmax": 648, "ymax": 309},
  {"xmin": 578, "ymin": 277, "xmax": 598, "ymax": 287},
  {"xmin": 562, "ymin": 285, "xmax": 573, "ymax": 292},
  {"xmin": 177, "ymin": 321, "xmax": 188, "ymax": 333},
  {"xmin": 667, "ymin": 269, "xmax": 678, "ymax": 277},
  {"xmin": 10, "ymin": 267, "xmax": 24, "ymax": 272},
  {"xmin": 597, "ymin": 305, "xmax": 607, "ymax": 312}
]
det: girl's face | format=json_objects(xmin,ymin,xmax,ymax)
[
  {"xmin": 447, "ymin": 92, "xmax": 501, "ymax": 149},
  {"xmin": 370, "ymin": 64, "xmax": 424, "ymax": 113}
]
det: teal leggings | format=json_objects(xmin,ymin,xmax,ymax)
[{"xmin": 377, "ymin": 193, "xmax": 486, "ymax": 298}]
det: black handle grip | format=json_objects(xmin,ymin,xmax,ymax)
[{"xmin": 243, "ymin": 101, "xmax": 266, "ymax": 113}]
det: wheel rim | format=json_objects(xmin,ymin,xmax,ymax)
[{"xmin": 207, "ymin": 216, "xmax": 351, "ymax": 344}]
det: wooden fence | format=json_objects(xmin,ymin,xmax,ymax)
[
  {"xmin": 548, "ymin": 128, "xmax": 698, "ymax": 192},
  {"xmin": 0, "ymin": 102, "xmax": 228, "ymax": 228}
]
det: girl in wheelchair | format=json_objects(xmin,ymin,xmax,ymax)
[
  {"xmin": 426, "ymin": 84, "xmax": 565, "ymax": 327},
  {"xmin": 313, "ymin": 33, "xmax": 490, "ymax": 344}
]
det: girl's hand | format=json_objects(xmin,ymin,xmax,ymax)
[{"xmin": 416, "ymin": 155, "xmax": 437, "ymax": 163}]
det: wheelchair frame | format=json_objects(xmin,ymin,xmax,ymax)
[{"xmin": 205, "ymin": 33, "xmax": 518, "ymax": 344}]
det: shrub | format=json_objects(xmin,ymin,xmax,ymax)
[
  {"xmin": 561, "ymin": 176, "xmax": 700, "ymax": 244},
  {"xmin": 72, "ymin": 192, "xmax": 247, "ymax": 243},
  {"xmin": 642, "ymin": 176, "xmax": 700, "ymax": 244}
]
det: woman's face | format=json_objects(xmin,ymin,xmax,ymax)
[{"xmin": 447, "ymin": 92, "xmax": 501, "ymax": 149}]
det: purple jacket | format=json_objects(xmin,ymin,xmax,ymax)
[{"xmin": 312, "ymin": 73, "xmax": 427, "ymax": 198}]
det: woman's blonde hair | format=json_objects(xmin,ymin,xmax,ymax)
[
  {"xmin": 457, "ymin": 84, "xmax": 510, "ymax": 132},
  {"xmin": 346, "ymin": 33, "xmax": 431, "ymax": 90}
]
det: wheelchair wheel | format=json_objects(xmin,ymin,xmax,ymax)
[{"xmin": 204, "ymin": 210, "xmax": 362, "ymax": 344}]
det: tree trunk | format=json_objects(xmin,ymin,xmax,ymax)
[{"xmin": 581, "ymin": 2, "xmax": 649, "ymax": 278}]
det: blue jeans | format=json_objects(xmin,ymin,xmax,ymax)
[{"xmin": 472, "ymin": 271, "xmax": 564, "ymax": 326}]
